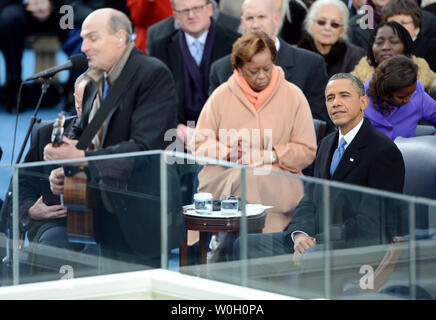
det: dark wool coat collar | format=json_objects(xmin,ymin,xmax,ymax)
[{"xmin": 298, "ymin": 33, "xmax": 347, "ymax": 68}]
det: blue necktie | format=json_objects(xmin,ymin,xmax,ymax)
[
  {"xmin": 192, "ymin": 40, "xmax": 202, "ymax": 66},
  {"xmin": 330, "ymin": 137, "xmax": 347, "ymax": 177},
  {"xmin": 102, "ymin": 76, "xmax": 109, "ymax": 100}
]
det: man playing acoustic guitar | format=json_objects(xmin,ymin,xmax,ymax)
[{"xmin": 44, "ymin": 8, "xmax": 184, "ymax": 268}]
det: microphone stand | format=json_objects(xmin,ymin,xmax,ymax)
[
  {"xmin": 1, "ymin": 77, "xmax": 53, "ymax": 283},
  {"xmin": 15, "ymin": 77, "xmax": 53, "ymax": 164}
]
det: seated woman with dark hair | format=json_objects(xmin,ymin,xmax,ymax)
[
  {"xmin": 382, "ymin": 0, "xmax": 436, "ymax": 72},
  {"xmin": 351, "ymin": 21, "xmax": 436, "ymax": 96},
  {"xmin": 297, "ymin": 0, "xmax": 365, "ymax": 77},
  {"xmin": 364, "ymin": 55, "xmax": 436, "ymax": 140}
]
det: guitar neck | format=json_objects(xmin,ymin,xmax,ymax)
[{"xmin": 51, "ymin": 112, "xmax": 66, "ymax": 147}]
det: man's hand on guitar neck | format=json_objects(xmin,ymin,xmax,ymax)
[
  {"xmin": 29, "ymin": 196, "xmax": 67, "ymax": 220},
  {"xmin": 44, "ymin": 136, "xmax": 85, "ymax": 162},
  {"xmin": 45, "ymin": 137, "xmax": 87, "ymax": 196},
  {"xmin": 49, "ymin": 167, "xmax": 65, "ymax": 195}
]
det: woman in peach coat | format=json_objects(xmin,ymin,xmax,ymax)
[{"xmin": 193, "ymin": 32, "xmax": 317, "ymax": 236}]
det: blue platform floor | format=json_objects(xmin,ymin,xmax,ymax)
[{"xmin": 0, "ymin": 49, "xmax": 69, "ymax": 198}]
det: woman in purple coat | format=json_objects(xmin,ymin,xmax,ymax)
[{"xmin": 364, "ymin": 55, "xmax": 436, "ymax": 140}]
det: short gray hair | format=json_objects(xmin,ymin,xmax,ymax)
[
  {"xmin": 304, "ymin": 0, "xmax": 349, "ymax": 35},
  {"xmin": 328, "ymin": 73, "xmax": 365, "ymax": 96},
  {"xmin": 108, "ymin": 11, "xmax": 132, "ymax": 44},
  {"xmin": 74, "ymin": 72, "xmax": 91, "ymax": 92}
]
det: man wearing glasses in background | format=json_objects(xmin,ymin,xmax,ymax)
[{"xmin": 148, "ymin": 0, "xmax": 240, "ymax": 151}]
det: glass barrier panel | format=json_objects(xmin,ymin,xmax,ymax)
[
  {"xmin": 207, "ymin": 166, "xmax": 318, "ymax": 298},
  {"xmin": 7, "ymin": 151, "xmax": 182, "ymax": 286},
  {"xmin": 404, "ymin": 199, "xmax": 436, "ymax": 300},
  {"xmin": 307, "ymin": 181, "xmax": 412, "ymax": 300},
  {"xmin": 0, "ymin": 164, "xmax": 14, "ymax": 285},
  {"xmin": 164, "ymin": 151, "xmax": 245, "ymax": 279},
  {"xmin": 3, "ymin": 149, "xmax": 436, "ymax": 301},
  {"xmin": 174, "ymin": 152, "xmax": 307, "ymax": 292},
  {"xmin": 170, "ymin": 150, "xmax": 436, "ymax": 300},
  {"xmin": 231, "ymin": 168, "xmax": 436, "ymax": 300}
]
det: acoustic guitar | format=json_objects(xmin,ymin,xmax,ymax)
[{"xmin": 51, "ymin": 112, "xmax": 96, "ymax": 244}]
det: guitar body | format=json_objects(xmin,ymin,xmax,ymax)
[
  {"xmin": 51, "ymin": 113, "xmax": 96, "ymax": 244},
  {"xmin": 64, "ymin": 170, "xmax": 96, "ymax": 244}
]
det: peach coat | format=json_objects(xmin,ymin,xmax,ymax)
[{"xmin": 192, "ymin": 67, "xmax": 317, "ymax": 236}]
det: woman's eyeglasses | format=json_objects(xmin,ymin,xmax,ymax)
[{"xmin": 314, "ymin": 20, "xmax": 343, "ymax": 29}]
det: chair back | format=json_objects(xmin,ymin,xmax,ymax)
[
  {"xmin": 313, "ymin": 119, "xmax": 327, "ymax": 145},
  {"xmin": 394, "ymin": 135, "xmax": 436, "ymax": 200},
  {"xmin": 415, "ymin": 125, "xmax": 436, "ymax": 137}
]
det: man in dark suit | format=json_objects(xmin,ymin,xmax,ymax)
[
  {"xmin": 15, "ymin": 74, "xmax": 90, "ymax": 247},
  {"xmin": 44, "ymin": 8, "xmax": 184, "ymax": 267},
  {"xmin": 146, "ymin": 0, "xmax": 240, "ymax": 55},
  {"xmin": 209, "ymin": 0, "xmax": 332, "ymax": 129},
  {"xmin": 234, "ymin": 73, "xmax": 406, "ymax": 260},
  {"xmin": 287, "ymin": 73, "xmax": 405, "ymax": 255},
  {"xmin": 339, "ymin": 0, "xmax": 366, "ymax": 18},
  {"xmin": 148, "ymin": 0, "xmax": 240, "ymax": 150},
  {"xmin": 16, "ymin": 118, "xmax": 87, "ymax": 277}
]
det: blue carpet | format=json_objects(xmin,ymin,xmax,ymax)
[{"xmin": 0, "ymin": 103, "xmax": 63, "ymax": 199}]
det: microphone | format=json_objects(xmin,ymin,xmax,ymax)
[{"xmin": 25, "ymin": 54, "xmax": 88, "ymax": 81}]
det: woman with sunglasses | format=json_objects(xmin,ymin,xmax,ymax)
[
  {"xmin": 297, "ymin": 0, "xmax": 365, "ymax": 77},
  {"xmin": 364, "ymin": 55, "xmax": 436, "ymax": 140},
  {"xmin": 351, "ymin": 21, "xmax": 436, "ymax": 96}
]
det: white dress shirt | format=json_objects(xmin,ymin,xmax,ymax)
[
  {"xmin": 275, "ymin": 37, "xmax": 281, "ymax": 52},
  {"xmin": 337, "ymin": 117, "xmax": 364, "ymax": 151},
  {"xmin": 184, "ymin": 30, "xmax": 209, "ymax": 66}
]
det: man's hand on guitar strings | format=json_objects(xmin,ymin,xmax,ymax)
[{"xmin": 28, "ymin": 196, "xmax": 67, "ymax": 220}]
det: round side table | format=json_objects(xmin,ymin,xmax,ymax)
[{"xmin": 179, "ymin": 212, "xmax": 266, "ymax": 266}]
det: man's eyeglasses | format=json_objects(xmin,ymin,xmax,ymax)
[
  {"xmin": 314, "ymin": 19, "xmax": 343, "ymax": 29},
  {"xmin": 174, "ymin": 3, "xmax": 209, "ymax": 17}
]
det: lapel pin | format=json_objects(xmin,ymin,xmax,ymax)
[{"xmin": 350, "ymin": 158, "xmax": 355, "ymax": 162}]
